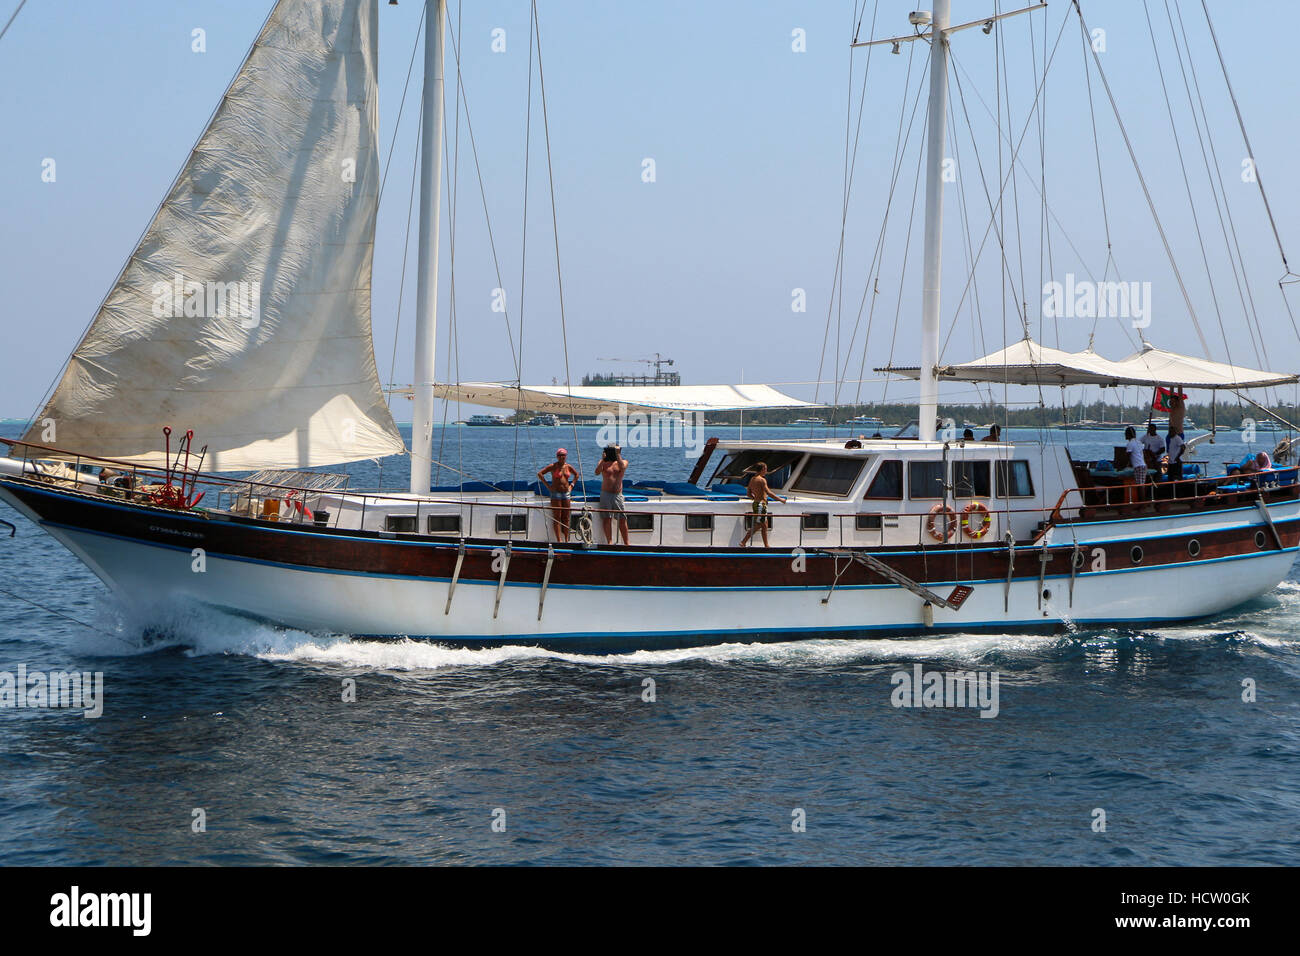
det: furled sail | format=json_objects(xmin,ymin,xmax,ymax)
[
  {"xmin": 427, "ymin": 382, "xmax": 821, "ymax": 417},
  {"xmin": 22, "ymin": 0, "xmax": 405, "ymax": 471}
]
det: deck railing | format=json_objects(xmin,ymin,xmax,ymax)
[{"xmin": 3, "ymin": 437, "xmax": 1297, "ymax": 551}]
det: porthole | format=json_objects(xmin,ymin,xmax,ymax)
[
  {"xmin": 1072, "ymin": 549, "xmax": 1086, "ymax": 569},
  {"xmin": 1130, "ymin": 545, "xmax": 1143, "ymax": 565},
  {"xmin": 1255, "ymin": 530, "xmax": 1267, "ymax": 549},
  {"xmin": 1187, "ymin": 539, "xmax": 1201, "ymax": 558},
  {"xmin": 1042, "ymin": 588, "xmax": 1052, "ymax": 602}
]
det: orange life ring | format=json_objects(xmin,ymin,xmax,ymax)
[
  {"xmin": 926, "ymin": 504, "xmax": 957, "ymax": 542},
  {"xmin": 962, "ymin": 501, "xmax": 992, "ymax": 539}
]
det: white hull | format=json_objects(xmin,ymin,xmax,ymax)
[{"xmin": 13, "ymin": 496, "xmax": 1295, "ymax": 644}]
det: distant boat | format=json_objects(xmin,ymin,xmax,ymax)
[
  {"xmin": 846, "ymin": 415, "xmax": 886, "ymax": 429},
  {"xmin": 526, "ymin": 414, "xmax": 559, "ymax": 427},
  {"xmin": 466, "ymin": 414, "xmax": 509, "ymax": 426},
  {"xmin": 1149, "ymin": 416, "xmax": 1197, "ymax": 431},
  {"xmin": 790, "ymin": 417, "xmax": 827, "ymax": 427}
]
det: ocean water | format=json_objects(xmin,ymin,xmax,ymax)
[{"xmin": 1, "ymin": 421, "xmax": 1298, "ymax": 865}]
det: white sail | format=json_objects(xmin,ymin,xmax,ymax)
[{"xmin": 22, "ymin": 0, "xmax": 405, "ymax": 471}]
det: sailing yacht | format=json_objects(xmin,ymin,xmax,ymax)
[{"xmin": 1, "ymin": 0, "xmax": 1297, "ymax": 645}]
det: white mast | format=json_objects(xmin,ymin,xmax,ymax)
[
  {"xmin": 410, "ymin": 0, "xmax": 448, "ymax": 494},
  {"xmin": 917, "ymin": 0, "xmax": 950, "ymax": 444},
  {"xmin": 853, "ymin": 3, "xmax": 1044, "ymax": 444}
]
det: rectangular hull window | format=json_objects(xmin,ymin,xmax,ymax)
[
  {"xmin": 427, "ymin": 514, "xmax": 462, "ymax": 535},
  {"xmin": 385, "ymin": 515, "xmax": 418, "ymax": 534},
  {"xmin": 495, "ymin": 514, "xmax": 527, "ymax": 534},
  {"xmin": 995, "ymin": 460, "xmax": 1035, "ymax": 497}
]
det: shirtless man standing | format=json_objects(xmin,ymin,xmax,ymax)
[
  {"xmin": 537, "ymin": 448, "xmax": 577, "ymax": 541},
  {"xmin": 738, "ymin": 462, "xmax": 787, "ymax": 548},
  {"xmin": 595, "ymin": 445, "xmax": 630, "ymax": 546}
]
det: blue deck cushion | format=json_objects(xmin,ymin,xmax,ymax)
[
  {"xmin": 652, "ymin": 481, "xmax": 711, "ymax": 497},
  {"xmin": 713, "ymin": 482, "xmax": 752, "ymax": 496}
]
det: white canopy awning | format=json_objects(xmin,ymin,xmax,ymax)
[
  {"xmin": 878, "ymin": 339, "xmax": 1297, "ymax": 390},
  {"xmin": 420, "ymin": 383, "xmax": 820, "ymax": 416}
]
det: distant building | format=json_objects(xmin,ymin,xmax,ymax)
[{"xmin": 581, "ymin": 369, "xmax": 681, "ymax": 387}]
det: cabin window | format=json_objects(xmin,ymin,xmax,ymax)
[
  {"xmin": 856, "ymin": 513, "xmax": 883, "ymax": 531},
  {"xmin": 864, "ymin": 460, "xmax": 903, "ymax": 499},
  {"xmin": 908, "ymin": 461, "xmax": 946, "ymax": 499},
  {"xmin": 495, "ymin": 513, "xmax": 527, "ymax": 534},
  {"xmin": 708, "ymin": 450, "xmax": 803, "ymax": 490},
  {"xmin": 801, "ymin": 512, "xmax": 830, "ymax": 531},
  {"xmin": 427, "ymin": 514, "xmax": 462, "ymax": 535},
  {"xmin": 385, "ymin": 514, "xmax": 418, "ymax": 534},
  {"xmin": 952, "ymin": 460, "xmax": 991, "ymax": 498},
  {"xmin": 792, "ymin": 456, "xmax": 864, "ymax": 496},
  {"xmin": 626, "ymin": 513, "xmax": 654, "ymax": 532},
  {"xmin": 685, "ymin": 514, "xmax": 714, "ymax": 531},
  {"xmin": 995, "ymin": 460, "xmax": 1035, "ymax": 498}
]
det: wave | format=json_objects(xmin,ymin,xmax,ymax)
[{"xmin": 72, "ymin": 591, "xmax": 1300, "ymax": 673}]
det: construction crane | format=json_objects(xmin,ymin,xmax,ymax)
[
  {"xmin": 588, "ymin": 353, "xmax": 679, "ymax": 387},
  {"xmin": 596, "ymin": 354, "xmax": 675, "ymax": 377}
]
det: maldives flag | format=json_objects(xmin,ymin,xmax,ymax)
[{"xmin": 1152, "ymin": 386, "xmax": 1186, "ymax": 412}]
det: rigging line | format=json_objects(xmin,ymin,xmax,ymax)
[
  {"xmin": 946, "ymin": 92, "xmax": 989, "ymax": 384},
  {"xmin": 0, "ymin": 0, "xmax": 26, "ymax": 44},
  {"xmin": 386, "ymin": 98, "xmax": 424, "ymax": 404},
  {"xmin": 1172, "ymin": 10, "xmax": 1284, "ymax": 414},
  {"xmin": 531, "ymin": 2, "xmax": 586, "ymax": 490},
  {"xmin": 0, "ymin": 583, "xmax": 133, "ymax": 647},
  {"xmin": 1200, "ymin": 0, "xmax": 1290, "ymax": 276},
  {"xmin": 816, "ymin": 0, "xmax": 880, "ymax": 410},
  {"xmin": 830, "ymin": 2, "xmax": 863, "ymax": 418},
  {"xmin": 844, "ymin": 47, "xmax": 926, "ymax": 405},
  {"xmin": 1142, "ymin": 0, "xmax": 1233, "ymax": 366},
  {"xmin": 939, "ymin": 31, "xmax": 1087, "ymax": 365},
  {"xmin": 880, "ymin": 108, "xmax": 929, "ymax": 406},
  {"xmin": 376, "ymin": 1, "xmax": 427, "ymax": 206},
  {"xmin": 847, "ymin": 43, "xmax": 930, "ymax": 407},
  {"xmin": 828, "ymin": 8, "xmax": 892, "ymax": 412},
  {"xmin": 1168, "ymin": 13, "xmax": 1260, "ymax": 340},
  {"xmin": 994, "ymin": 0, "xmax": 1007, "ymax": 420},
  {"xmin": 1175, "ymin": 5, "xmax": 1274, "ymax": 390},
  {"xmin": 1073, "ymin": 1, "xmax": 1213, "ymax": 359},
  {"xmin": 837, "ymin": 20, "xmax": 925, "ymax": 410},
  {"xmin": 1076, "ymin": 6, "xmax": 1113, "ymax": 344},
  {"xmin": 1160, "ymin": 0, "xmax": 1265, "ymax": 381},
  {"xmin": 824, "ymin": 1, "xmax": 857, "ymax": 418},
  {"xmin": 948, "ymin": 48, "xmax": 1124, "ymax": 301},
  {"xmin": 944, "ymin": 53, "xmax": 1028, "ymax": 353},
  {"xmin": 997, "ymin": 4, "xmax": 1030, "ymax": 338},
  {"xmin": 831, "ymin": 0, "xmax": 882, "ymax": 416},
  {"xmin": 510, "ymin": 2, "xmax": 537, "ymax": 505},
  {"xmin": 1035, "ymin": 7, "xmax": 1057, "ymax": 349},
  {"xmin": 444, "ymin": 16, "xmax": 523, "ymax": 383}
]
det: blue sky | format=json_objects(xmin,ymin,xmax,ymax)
[{"xmin": 2, "ymin": 0, "xmax": 1298, "ymax": 419}]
